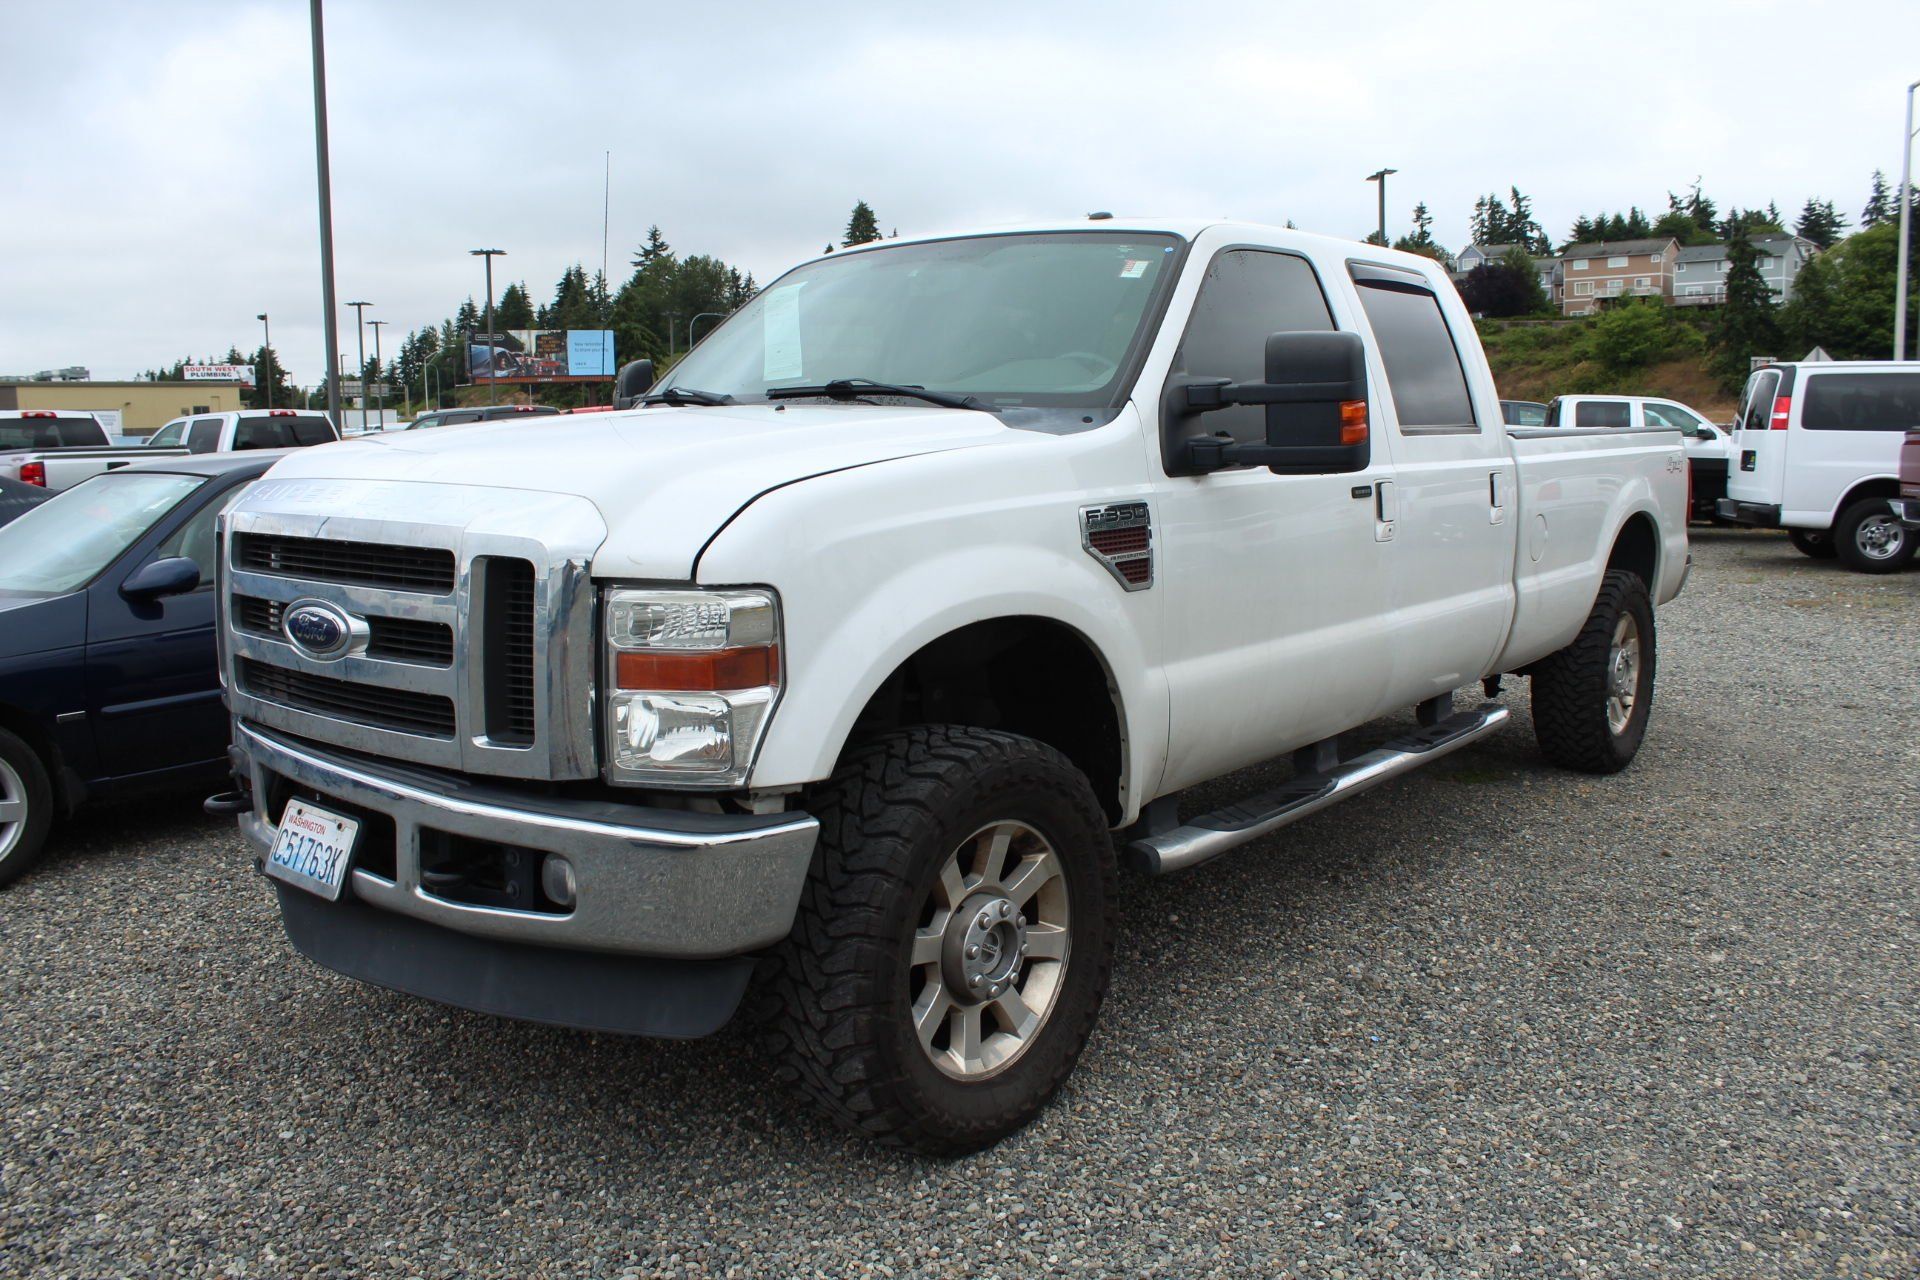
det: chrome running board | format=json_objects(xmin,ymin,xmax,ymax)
[{"xmin": 1128, "ymin": 704, "xmax": 1511, "ymax": 875}]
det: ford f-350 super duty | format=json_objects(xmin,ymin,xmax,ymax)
[{"xmin": 212, "ymin": 220, "xmax": 1689, "ymax": 1153}]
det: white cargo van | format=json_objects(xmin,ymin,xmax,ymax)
[{"xmin": 1717, "ymin": 361, "xmax": 1920, "ymax": 572}]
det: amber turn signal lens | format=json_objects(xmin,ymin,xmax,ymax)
[
  {"xmin": 616, "ymin": 645, "xmax": 778, "ymax": 691},
  {"xmin": 1339, "ymin": 400, "xmax": 1368, "ymax": 446}
]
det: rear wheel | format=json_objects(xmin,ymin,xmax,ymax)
[
  {"xmin": 1833, "ymin": 498, "xmax": 1914, "ymax": 574},
  {"xmin": 1530, "ymin": 570, "xmax": 1656, "ymax": 774},
  {"xmin": 0, "ymin": 727, "xmax": 54, "ymax": 888},
  {"xmin": 1788, "ymin": 527, "xmax": 1837, "ymax": 559},
  {"xmin": 761, "ymin": 726, "xmax": 1116, "ymax": 1155}
]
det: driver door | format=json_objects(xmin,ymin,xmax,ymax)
[{"xmin": 1151, "ymin": 244, "xmax": 1398, "ymax": 793}]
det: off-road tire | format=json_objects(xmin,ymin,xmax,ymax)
[
  {"xmin": 1530, "ymin": 569, "xmax": 1656, "ymax": 774},
  {"xmin": 1788, "ymin": 527, "xmax": 1837, "ymax": 559},
  {"xmin": 0, "ymin": 727, "xmax": 54, "ymax": 889},
  {"xmin": 760, "ymin": 726, "xmax": 1116, "ymax": 1155},
  {"xmin": 1833, "ymin": 497, "xmax": 1914, "ymax": 574}
]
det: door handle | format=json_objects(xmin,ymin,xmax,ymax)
[
  {"xmin": 1489, "ymin": 471, "xmax": 1507, "ymax": 524},
  {"xmin": 1374, "ymin": 480, "xmax": 1396, "ymax": 542}
]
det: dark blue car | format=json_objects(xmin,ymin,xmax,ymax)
[{"xmin": 0, "ymin": 452, "xmax": 282, "ymax": 885}]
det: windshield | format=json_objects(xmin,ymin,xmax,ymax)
[
  {"xmin": 660, "ymin": 232, "xmax": 1182, "ymax": 409},
  {"xmin": 0, "ymin": 472, "xmax": 205, "ymax": 594}
]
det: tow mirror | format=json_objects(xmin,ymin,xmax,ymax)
[
  {"xmin": 120, "ymin": 556, "xmax": 200, "ymax": 601},
  {"xmin": 612, "ymin": 359, "xmax": 656, "ymax": 410},
  {"xmin": 1172, "ymin": 331, "xmax": 1371, "ymax": 475}
]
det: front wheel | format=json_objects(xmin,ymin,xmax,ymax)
[
  {"xmin": 1529, "ymin": 570, "xmax": 1656, "ymax": 774},
  {"xmin": 1788, "ymin": 527, "xmax": 1837, "ymax": 559},
  {"xmin": 0, "ymin": 727, "xmax": 54, "ymax": 888},
  {"xmin": 761, "ymin": 726, "xmax": 1116, "ymax": 1155},
  {"xmin": 1833, "ymin": 498, "xmax": 1914, "ymax": 574}
]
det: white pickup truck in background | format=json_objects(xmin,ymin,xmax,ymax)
[
  {"xmin": 0, "ymin": 411, "xmax": 113, "ymax": 486},
  {"xmin": 1, "ymin": 408, "xmax": 339, "ymax": 492},
  {"xmin": 214, "ymin": 219, "xmax": 1689, "ymax": 1153},
  {"xmin": 1544, "ymin": 394, "xmax": 1731, "ymax": 521}
]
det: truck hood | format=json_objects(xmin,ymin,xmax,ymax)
[{"xmin": 258, "ymin": 404, "xmax": 1014, "ymax": 579}]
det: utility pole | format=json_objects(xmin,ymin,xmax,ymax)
[
  {"xmin": 471, "ymin": 248, "xmax": 506, "ymax": 404},
  {"xmin": 257, "ymin": 313, "xmax": 272, "ymax": 408},
  {"xmin": 1896, "ymin": 78, "xmax": 1918, "ymax": 361},
  {"xmin": 309, "ymin": 0, "xmax": 341, "ymax": 426},
  {"xmin": 1365, "ymin": 168, "xmax": 1398, "ymax": 246},
  {"xmin": 346, "ymin": 300, "xmax": 372, "ymax": 433},
  {"xmin": 368, "ymin": 318, "xmax": 388, "ymax": 428}
]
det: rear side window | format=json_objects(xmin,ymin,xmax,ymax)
[
  {"xmin": 1799, "ymin": 373, "xmax": 1920, "ymax": 431},
  {"xmin": 1352, "ymin": 276, "xmax": 1476, "ymax": 433},
  {"xmin": 148, "ymin": 420, "xmax": 188, "ymax": 448},
  {"xmin": 289, "ymin": 417, "xmax": 336, "ymax": 445},
  {"xmin": 1171, "ymin": 250, "xmax": 1335, "ymax": 445},
  {"xmin": 1740, "ymin": 370, "xmax": 1780, "ymax": 432},
  {"xmin": 187, "ymin": 419, "xmax": 223, "ymax": 453},
  {"xmin": 1574, "ymin": 401, "xmax": 1632, "ymax": 429},
  {"xmin": 234, "ymin": 415, "xmax": 330, "ymax": 449}
]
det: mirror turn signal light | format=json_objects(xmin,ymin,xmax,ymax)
[
  {"xmin": 616, "ymin": 645, "xmax": 779, "ymax": 691},
  {"xmin": 1339, "ymin": 400, "xmax": 1368, "ymax": 446}
]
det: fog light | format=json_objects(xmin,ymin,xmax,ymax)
[{"xmin": 541, "ymin": 855, "xmax": 577, "ymax": 909}]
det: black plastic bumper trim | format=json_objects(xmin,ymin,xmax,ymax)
[
  {"xmin": 1715, "ymin": 498, "xmax": 1781, "ymax": 527},
  {"xmin": 273, "ymin": 880, "xmax": 756, "ymax": 1038}
]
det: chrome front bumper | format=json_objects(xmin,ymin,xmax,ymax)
[
  {"xmin": 234, "ymin": 721, "xmax": 818, "ymax": 960},
  {"xmin": 1892, "ymin": 497, "xmax": 1920, "ymax": 529}
]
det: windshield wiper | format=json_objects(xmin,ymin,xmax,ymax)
[
  {"xmin": 766, "ymin": 378, "xmax": 996, "ymax": 412},
  {"xmin": 641, "ymin": 386, "xmax": 734, "ymax": 406}
]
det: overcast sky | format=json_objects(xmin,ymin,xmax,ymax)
[{"xmin": 2, "ymin": 0, "xmax": 1914, "ymax": 385}]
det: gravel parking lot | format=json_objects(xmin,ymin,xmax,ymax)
[{"xmin": 4, "ymin": 529, "xmax": 1915, "ymax": 1280}]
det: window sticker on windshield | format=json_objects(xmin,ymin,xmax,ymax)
[
  {"xmin": 1119, "ymin": 260, "xmax": 1150, "ymax": 279},
  {"xmin": 762, "ymin": 284, "xmax": 805, "ymax": 380}
]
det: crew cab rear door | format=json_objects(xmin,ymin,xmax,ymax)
[{"xmin": 1344, "ymin": 261, "xmax": 1516, "ymax": 702}]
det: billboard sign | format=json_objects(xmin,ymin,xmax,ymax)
[
  {"xmin": 183, "ymin": 363, "xmax": 256, "ymax": 385},
  {"xmin": 469, "ymin": 330, "xmax": 616, "ymax": 383}
]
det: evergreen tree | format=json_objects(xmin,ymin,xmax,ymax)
[
  {"xmin": 242, "ymin": 344, "xmax": 294, "ymax": 409},
  {"xmin": 1718, "ymin": 206, "xmax": 1784, "ymax": 239},
  {"xmin": 1468, "ymin": 188, "xmax": 1545, "ymax": 251},
  {"xmin": 494, "ymin": 282, "xmax": 534, "ymax": 330},
  {"xmin": 1794, "ymin": 197, "xmax": 1847, "ymax": 249},
  {"xmin": 1710, "ymin": 231, "xmax": 1783, "ymax": 389},
  {"xmin": 843, "ymin": 201, "xmax": 882, "ymax": 247},
  {"xmin": 1392, "ymin": 201, "xmax": 1453, "ymax": 267},
  {"xmin": 1862, "ymin": 170, "xmax": 1892, "ymax": 227},
  {"xmin": 1778, "ymin": 220, "xmax": 1920, "ymax": 358},
  {"xmin": 633, "ymin": 225, "xmax": 672, "ymax": 269}
]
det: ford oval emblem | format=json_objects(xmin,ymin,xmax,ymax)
[{"xmin": 283, "ymin": 600, "xmax": 357, "ymax": 661}]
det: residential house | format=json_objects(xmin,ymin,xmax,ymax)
[
  {"xmin": 1533, "ymin": 256, "xmax": 1563, "ymax": 308},
  {"xmin": 1673, "ymin": 234, "xmax": 1819, "ymax": 306},
  {"xmin": 1456, "ymin": 242, "xmax": 1527, "ymax": 273},
  {"xmin": 1559, "ymin": 238, "xmax": 1678, "ymax": 316}
]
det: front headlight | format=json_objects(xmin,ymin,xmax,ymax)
[{"xmin": 602, "ymin": 587, "xmax": 781, "ymax": 788}]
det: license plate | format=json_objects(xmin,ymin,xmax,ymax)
[{"xmin": 264, "ymin": 798, "xmax": 360, "ymax": 901}]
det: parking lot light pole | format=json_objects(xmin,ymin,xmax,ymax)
[
  {"xmin": 470, "ymin": 248, "xmax": 505, "ymax": 405},
  {"xmin": 256, "ymin": 313, "xmax": 271, "ymax": 409},
  {"xmin": 1895, "ymin": 78, "xmax": 1919, "ymax": 361},
  {"xmin": 1365, "ymin": 168, "xmax": 1398, "ymax": 246},
  {"xmin": 346, "ymin": 301, "xmax": 372, "ymax": 433},
  {"xmin": 368, "ymin": 319, "xmax": 388, "ymax": 428},
  {"xmin": 308, "ymin": 0, "xmax": 341, "ymax": 426}
]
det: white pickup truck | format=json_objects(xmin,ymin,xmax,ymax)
[
  {"xmin": 213, "ymin": 220, "xmax": 1689, "ymax": 1153},
  {"xmin": 1, "ymin": 409, "xmax": 339, "ymax": 492}
]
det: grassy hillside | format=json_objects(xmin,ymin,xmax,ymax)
[{"xmin": 1477, "ymin": 310, "xmax": 1739, "ymax": 419}]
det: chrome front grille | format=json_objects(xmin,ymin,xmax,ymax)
[
  {"xmin": 221, "ymin": 480, "xmax": 605, "ymax": 782},
  {"xmin": 234, "ymin": 531, "xmax": 457, "ymax": 593}
]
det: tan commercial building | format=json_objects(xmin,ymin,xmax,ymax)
[{"xmin": 0, "ymin": 380, "xmax": 249, "ymax": 437}]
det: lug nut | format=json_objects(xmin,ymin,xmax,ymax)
[
  {"xmin": 1015, "ymin": 914, "xmax": 1026, "ymax": 928},
  {"xmin": 969, "ymin": 974, "xmax": 983, "ymax": 989},
  {"xmin": 977, "ymin": 911, "xmax": 992, "ymax": 927},
  {"xmin": 1019, "ymin": 941, "xmax": 1029, "ymax": 955},
  {"xmin": 966, "ymin": 944, "xmax": 980, "ymax": 959}
]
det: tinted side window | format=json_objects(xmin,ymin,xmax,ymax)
[
  {"xmin": 1800, "ymin": 373, "xmax": 1920, "ymax": 431},
  {"xmin": 288, "ymin": 417, "xmax": 336, "ymax": 445},
  {"xmin": 1353, "ymin": 279, "xmax": 1476, "ymax": 432},
  {"xmin": 1172, "ymin": 250, "xmax": 1335, "ymax": 446},
  {"xmin": 187, "ymin": 420, "xmax": 223, "ymax": 453},
  {"xmin": 1740, "ymin": 370, "xmax": 1780, "ymax": 432},
  {"xmin": 1574, "ymin": 401, "xmax": 1632, "ymax": 429}
]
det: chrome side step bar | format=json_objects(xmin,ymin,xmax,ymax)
[{"xmin": 1128, "ymin": 704, "xmax": 1511, "ymax": 875}]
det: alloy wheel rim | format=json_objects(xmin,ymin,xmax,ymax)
[
  {"xmin": 909, "ymin": 819, "xmax": 1071, "ymax": 1079},
  {"xmin": 1856, "ymin": 515, "xmax": 1903, "ymax": 560},
  {"xmin": 0, "ymin": 756, "xmax": 27, "ymax": 861},
  {"xmin": 1606, "ymin": 613, "xmax": 1641, "ymax": 736}
]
